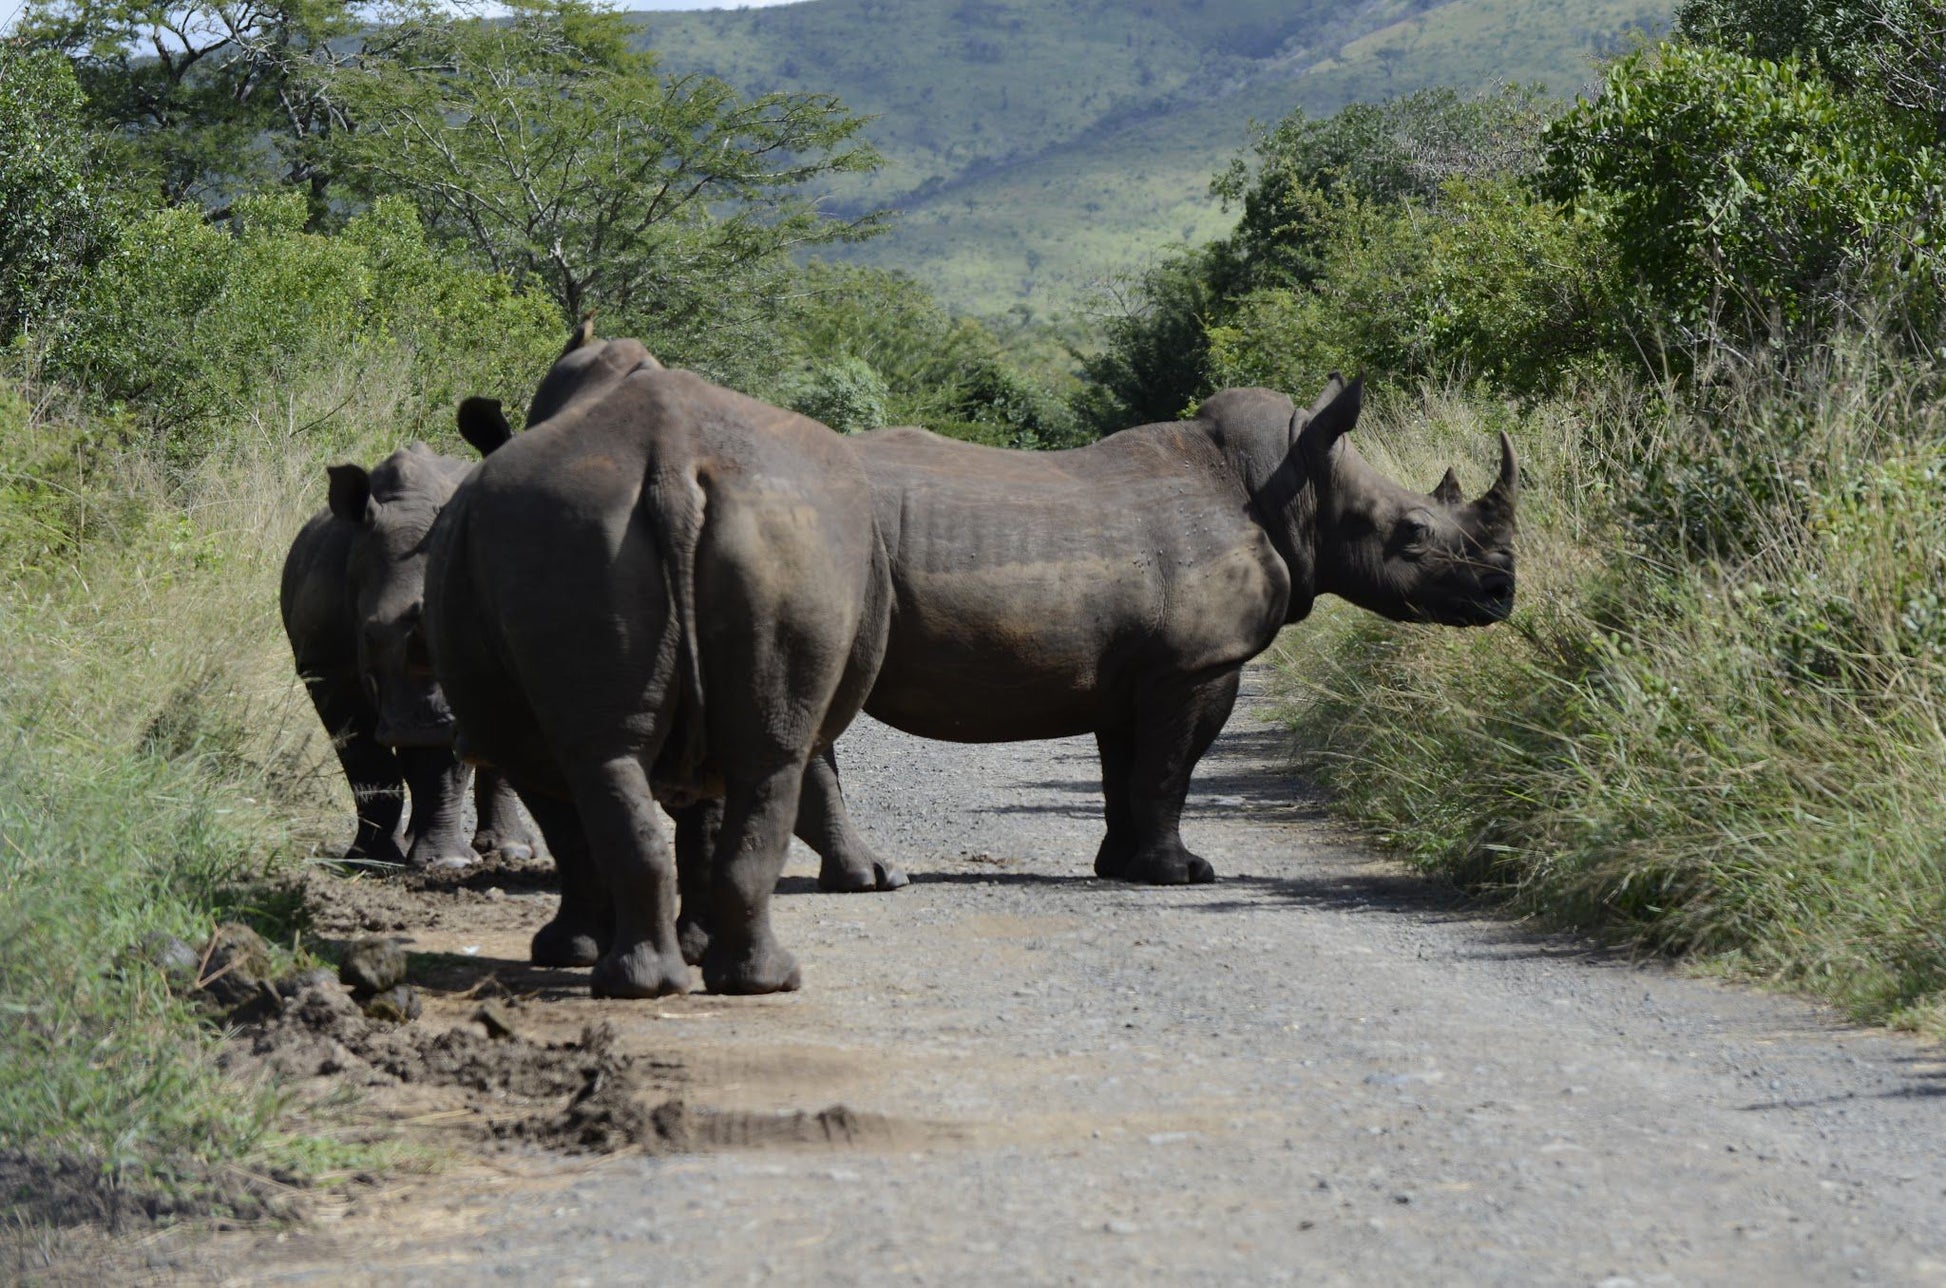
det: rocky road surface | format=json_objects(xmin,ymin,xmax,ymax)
[{"xmin": 176, "ymin": 669, "xmax": 1946, "ymax": 1284}]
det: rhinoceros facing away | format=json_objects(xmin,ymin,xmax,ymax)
[
  {"xmin": 281, "ymin": 442, "xmax": 539, "ymax": 870},
  {"xmin": 793, "ymin": 377, "xmax": 1516, "ymax": 886},
  {"xmin": 425, "ymin": 328, "xmax": 892, "ymax": 998}
]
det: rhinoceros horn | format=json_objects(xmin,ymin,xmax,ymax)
[
  {"xmin": 1476, "ymin": 431, "xmax": 1518, "ymax": 520},
  {"xmin": 1432, "ymin": 467, "xmax": 1464, "ymax": 506}
]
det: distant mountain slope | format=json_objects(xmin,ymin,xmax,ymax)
[{"xmin": 633, "ymin": 0, "xmax": 1670, "ymax": 313}]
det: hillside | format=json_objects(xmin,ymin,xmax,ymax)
[{"xmin": 634, "ymin": 0, "xmax": 1671, "ymax": 314}]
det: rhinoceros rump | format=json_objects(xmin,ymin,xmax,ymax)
[
  {"xmin": 425, "ymin": 328, "xmax": 892, "ymax": 998},
  {"xmin": 789, "ymin": 377, "xmax": 1516, "ymax": 886},
  {"xmin": 281, "ymin": 442, "xmax": 539, "ymax": 870}
]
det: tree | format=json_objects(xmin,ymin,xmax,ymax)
[
  {"xmin": 0, "ymin": 45, "xmax": 116, "ymax": 338},
  {"xmin": 14, "ymin": 0, "xmax": 369, "ymax": 210},
  {"xmin": 327, "ymin": 0, "xmax": 885, "ymax": 330}
]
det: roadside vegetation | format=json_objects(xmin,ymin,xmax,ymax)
[{"xmin": 1080, "ymin": 0, "xmax": 1946, "ymax": 1032}]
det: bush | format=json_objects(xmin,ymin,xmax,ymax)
[
  {"xmin": 54, "ymin": 193, "xmax": 560, "ymax": 455},
  {"xmin": 1280, "ymin": 338, "xmax": 1946, "ymax": 1034},
  {"xmin": 789, "ymin": 356, "xmax": 891, "ymax": 434},
  {"xmin": 1541, "ymin": 44, "xmax": 1946, "ymax": 346}
]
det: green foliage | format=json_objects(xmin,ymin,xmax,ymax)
[
  {"xmin": 1212, "ymin": 85, "xmax": 1554, "ymax": 294},
  {"xmin": 1280, "ymin": 343, "xmax": 1946, "ymax": 1033},
  {"xmin": 15, "ymin": 0, "xmax": 367, "ymax": 209},
  {"xmin": 1081, "ymin": 85, "xmax": 1567, "ymax": 428},
  {"xmin": 53, "ymin": 192, "xmax": 559, "ymax": 451},
  {"xmin": 0, "ymin": 45, "xmax": 116, "ymax": 339},
  {"xmin": 329, "ymin": 0, "xmax": 884, "ymax": 329},
  {"xmin": 1205, "ymin": 177, "xmax": 1618, "ymax": 398},
  {"xmin": 788, "ymin": 357, "xmax": 891, "ymax": 435},
  {"xmin": 1541, "ymin": 44, "xmax": 1946, "ymax": 344}
]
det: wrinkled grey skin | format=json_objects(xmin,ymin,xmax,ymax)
[
  {"xmin": 280, "ymin": 444, "xmax": 541, "ymax": 870},
  {"xmin": 424, "ymin": 329, "xmax": 892, "ymax": 998},
  {"xmin": 793, "ymin": 377, "xmax": 1516, "ymax": 886}
]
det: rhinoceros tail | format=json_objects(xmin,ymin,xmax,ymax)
[{"xmin": 646, "ymin": 455, "xmax": 710, "ymax": 790}]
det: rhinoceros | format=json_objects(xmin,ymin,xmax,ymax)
[
  {"xmin": 775, "ymin": 377, "xmax": 1515, "ymax": 886},
  {"xmin": 281, "ymin": 441, "xmax": 540, "ymax": 870},
  {"xmin": 425, "ymin": 328, "xmax": 892, "ymax": 998}
]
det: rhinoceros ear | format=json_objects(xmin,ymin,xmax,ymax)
[
  {"xmin": 326, "ymin": 464, "xmax": 372, "ymax": 525},
  {"xmin": 1432, "ymin": 467, "xmax": 1464, "ymax": 507},
  {"xmin": 1296, "ymin": 373, "xmax": 1363, "ymax": 468},
  {"xmin": 457, "ymin": 396, "xmax": 514, "ymax": 457}
]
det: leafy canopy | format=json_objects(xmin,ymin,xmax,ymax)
[{"xmin": 327, "ymin": 0, "xmax": 885, "ymax": 327}]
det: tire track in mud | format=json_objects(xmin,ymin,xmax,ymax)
[{"xmin": 129, "ymin": 668, "xmax": 1946, "ymax": 1284}]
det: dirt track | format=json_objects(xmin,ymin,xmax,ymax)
[{"xmin": 139, "ymin": 667, "xmax": 1946, "ymax": 1283}]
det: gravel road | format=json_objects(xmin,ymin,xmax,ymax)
[{"xmin": 198, "ymin": 667, "xmax": 1946, "ymax": 1285}]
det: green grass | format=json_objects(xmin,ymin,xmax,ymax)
[
  {"xmin": 1275, "ymin": 348, "xmax": 1946, "ymax": 1037},
  {"xmin": 0, "ymin": 348, "xmax": 460, "ymax": 1230},
  {"xmin": 634, "ymin": 0, "xmax": 1675, "ymax": 313}
]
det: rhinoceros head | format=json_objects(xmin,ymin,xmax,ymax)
[
  {"xmin": 326, "ymin": 444, "xmax": 466, "ymax": 747},
  {"xmin": 1299, "ymin": 375, "xmax": 1517, "ymax": 627}
]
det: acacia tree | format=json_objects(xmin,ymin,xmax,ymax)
[
  {"xmin": 328, "ymin": 0, "xmax": 885, "ymax": 329},
  {"xmin": 15, "ymin": 0, "xmax": 371, "ymax": 209}
]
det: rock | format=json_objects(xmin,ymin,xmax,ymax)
[
  {"xmin": 361, "ymin": 984, "xmax": 422, "ymax": 1023},
  {"xmin": 131, "ymin": 932, "xmax": 201, "ymax": 993},
  {"xmin": 476, "ymin": 1000, "xmax": 518, "ymax": 1040},
  {"xmin": 339, "ymin": 937, "xmax": 409, "ymax": 994}
]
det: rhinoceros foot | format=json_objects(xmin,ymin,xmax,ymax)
[
  {"xmin": 702, "ymin": 941, "xmax": 802, "ymax": 995},
  {"xmin": 471, "ymin": 828, "xmax": 535, "ymax": 864},
  {"xmin": 345, "ymin": 831, "xmax": 409, "ymax": 868},
  {"xmin": 817, "ymin": 853, "xmax": 909, "ymax": 893},
  {"xmin": 589, "ymin": 945, "xmax": 689, "ymax": 999},
  {"xmin": 531, "ymin": 918, "xmax": 604, "ymax": 969},
  {"xmin": 1117, "ymin": 845, "xmax": 1217, "ymax": 886}
]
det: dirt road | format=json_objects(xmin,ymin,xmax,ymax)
[{"xmin": 166, "ymin": 668, "xmax": 1946, "ymax": 1284}]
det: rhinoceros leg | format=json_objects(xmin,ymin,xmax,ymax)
[
  {"xmin": 398, "ymin": 746, "xmax": 477, "ymax": 871},
  {"xmin": 1092, "ymin": 730, "xmax": 1138, "ymax": 879},
  {"xmin": 306, "ymin": 680, "xmax": 408, "ymax": 867},
  {"xmin": 701, "ymin": 758, "xmax": 809, "ymax": 995},
  {"xmin": 802, "ymin": 745, "xmax": 906, "ymax": 893},
  {"xmin": 519, "ymin": 789, "xmax": 612, "ymax": 969},
  {"xmin": 672, "ymin": 798, "xmax": 721, "ymax": 967},
  {"xmin": 1111, "ymin": 667, "xmax": 1241, "ymax": 885},
  {"xmin": 472, "ymin": 769, "xmax": 540, "ymax": 862},
  {"xmin": 571, "ymin": 754, "xmax": 689, "ymax": 999}
]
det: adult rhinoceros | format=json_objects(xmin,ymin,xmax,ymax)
[
  {"xmin": 281, "ymin": 440, "xmax": 539, "ymax": 870},
  {"xmin": 426, "ymin": 328, "xmax": 892, "ymax": 998},
  {"xmin": 796, "ymin": 377, "xmax": 1516, "ymax": 886}
]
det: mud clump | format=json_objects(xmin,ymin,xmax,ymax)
[
  {"xmin": 338, "ymin": 937, "xmax": 408, "ymax": 994},
  {"xmin": 0, "ymin": 1149, "xmax": 296, "ymax": 1232}
]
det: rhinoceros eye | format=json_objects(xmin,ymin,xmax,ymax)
[{"xmin": 1398, "ymin": 512, "xmax": 1434, "ymax": 555}]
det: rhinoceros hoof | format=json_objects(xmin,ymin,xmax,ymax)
[
  {"xmin": 589, "ymin": 947, "xmax": 689, "ymax": 999},
  {"xmin": 471, "ymin": 830, "xmax": 537, "ymax": 863},
  {"xmin": 345, "ymin": 835, "xmax": 408, "ymax": 868},
  {"xmin": 531, "ymin": 920, "xmax": 603, "ymax": 969},
  {"xmin": 702, "ymin": 943, "xmax": 802, "ymax": 995},
  {"xmin": 1120, "ymin": 847, "xmax": 1217, "ymax": 886},
  {"xmin": 817, "ymin": 857, "xmax": 910, "ymax": 893},
  {"xmin": 407, "ymin": 838, "xmax": 479, "ymax": 872}
]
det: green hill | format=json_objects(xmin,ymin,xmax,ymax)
[{"xmin": 634, "ymin": 0, "xmax": 1672, "ymax": 314}]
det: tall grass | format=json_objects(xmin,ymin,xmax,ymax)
[
  {"xmin": 0, "ymin": 345, "xmax": 447, "ymax": 1223},
  {"xmin": 1279, "ymin": 342, "xmax": 1946, "ymax": 1034}
]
